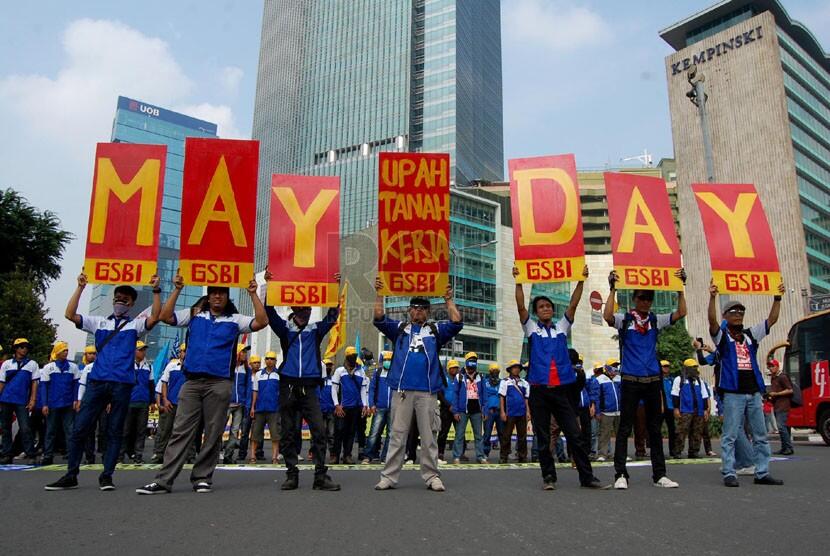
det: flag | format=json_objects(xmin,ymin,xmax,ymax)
[
  {"xmin": 324, "ymin": 283, "xmax": 347, "ymax": 359},
  {"xmin": 152, "ymin": 339, "xmax": 173, "ymax": 382}
]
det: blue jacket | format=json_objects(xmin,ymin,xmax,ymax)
[
  {"xmin": 671, "ymin": 376, "xmax": 708, "ymax": 416},
  {"xmin": 267, "ymin": 306, "xmax": 338, "ymax": 380},
  {"xmin": 78, "ymin": 314, "xmax": 150, "ymax": 383},
  {"xmin": 455, "ymin": 372, "xmax": 485, "ymax": 415},
  {"xmin": 319, "ymin": 377, "xmax": 335, "ymax": 414},
  {"xmin": 129, "ymin": 361, "xmax": 153, "ymax": 405},
  {"xmin": 523, "ymin": 316, "xmax": 576, "ymax": 386},
  {"xmin": 0, "ymin": 358, "xmax": 39, "ymax": 405},
  {"xmin": 615, "ymin": 312, "xmax": 674, "ymax": 377},
  {"xmin": 231, "ymin": 364, "xmax": 248, "ymax": 405},
  {"xmin": 663, "ymin": 376, "xmax": 674, "ymax": 410},
  {"xmin": 593, "ymin": 374, "xmax": 621, "ymax": 414},
  {"xmin": 253, "ymin": 370, "xmax": 280, "ymax": 413},
  {"xmin": 332, "ymin": 367, "xmax": 367, "ymax": 408},
  {"xmin": 443, "ymin": 372, "xmax": 459, "ymax": 410},
  {"xmin": 713, "ymin": 320, "xmax": 768, "ymax": 393},
  {"xmin": 245, "ymin": 372, "xmax": 258, "ymax": 408},
  {"xmin": 40, "ymin": 360, "xmax": 80, "ymax": 409},
  {"xmin": 374, "ymin": 317, "xmax": 463, "ymax": 394},
  {"xmin": 482, "ymin": 376, "xmax": 501, "ymax": 411},
  {"xmin": 162, "ymin": 360, "xmax": 186, "ymax": 405},
  {"xmin": 499, "ymin": 377, "xmax": 529, "ymax": 417},
  {"xmin": 172, "ymin": 309, "xmax": 254, "ymax": 379},
  {"xmin": 369, "ymin": 369, "xmax": 391, "ymax": 410}
]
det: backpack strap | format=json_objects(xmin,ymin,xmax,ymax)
[{"xmin": 95, "ymin": 318, "xmax": 130, "ymax": 353}]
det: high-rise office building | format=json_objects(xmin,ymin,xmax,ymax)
[
  {"xmin": 88, "ymin": 96, "xmax": 218, "ymax": 358},
  {"xmin": 660, "ymin": 0, "xmax": 830, "ymax": 349}
]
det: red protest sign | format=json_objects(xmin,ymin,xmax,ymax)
[
  {"xmin": 84, "ymin": 142, "xmax": 167, "ymax": 285},
  {"xmin": 179, "ymin": 138, "xmax": 259, "ymax": 288},
  {"xmin": 605, "ymin": 172, "xmax": 683, "ymax": 291},
  {"xmin": 268, "ymin": 174, "xmax": 340, "ymax": 306},
  {"xmin": 510, "ymin": 154, "xmax": 585, "ymax": 283},
  {"xmin": 692, "ymin": 183, "xmax": 781, "ymax": 295},
  {"xmin": 377, "ymin": 152, "xmax": 450, "ymax": 296}
]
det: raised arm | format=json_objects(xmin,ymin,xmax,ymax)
[
  {"xmin": 65, "ymin": 272, "xmax": 87, "ymax": 327},
  {"xmin": 768, "ymin": 282, "xmax": 785, "ymax": 328},
  {"xmin": 564, "ymin": 265, "xmax": 589, "ymax": 322},
  {"xmin": 707, "ymin": 281, "xmax": 720, "ymax": 337},
  {"xmin": 159, "ymin": 271, "xmax": 184, "ymax": 324},
  {"xmin": 247, "ymin": 277, "xmax": 268, "ymax": 332},
  {"xmin": 513, "ymin": 265, "xmax": 529, "ymax": 323},
  {"xmin": 145, "ymin": 274, "xmax": 162, "ymax": 330},
  {"xmin": 671, "ymin": 269, "xmax": 688, "ymax": 323},
  {"xmin": 374, "ymin": 276, "xmax": 385, "ymax": 321},
  {"xmin": 444, "ymin": 284, "xmax": 461, "ymax": 324},
  {"xmin": 603, "ymin": 270, "xmax": 619, "ymax": 327}
]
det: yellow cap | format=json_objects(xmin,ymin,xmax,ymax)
[
  {"xmin": 447, "ymin": 359, "xmax": 460, "ymax": 369},
  {"xmin": 345, "ymin": 346, "xmax": 358, "ymax": 356},
  {"xmin": 605, "ymin": 357, "xmax": 619, "ymax": 366},
  {"xmin": 683, "ymin": 358, "xmax": 699, "ymax": 368},
  {"xmin": 660, "ymin": 360, "xmax": 670, "ymax": 367},
  {"xmin": 265, "ymin": 351, "xmax": 278, "ymax": 360},
  {"xmin": 50, "ymin": 341, "xmax": 70, "ymax": 361},
  {"xmin": 488, "ymin": 363, "xmax": 500, "ymax": 371},
  {"xmin": 237, "ymin": 343, "xmax": 251, "ymax": 354},
  {"xmin": 179, "ymin": 343, "xmax": 186, "ymax": 352},
  {"xmin": 381, "ymin": 350, "xmax": 393, "ymax": 360},
  {"xmin": 136, "ymin": 341, "xmax": 148, "ymax": 350},
  {"xmin": 13, "ymin": 338, "xmax": 30, "ymax": 347},
  {"xmin": 578, "ymin": 354, "xmax": 584, "ymax": 362},
  {"xmin": 593, "ymin": 361, "xmax": 604, "ymax": 370},
  {"xmin": 84, "ymin": 345, "xmax": 97, "ymax": 354},
  {"xmin": 464, "ymin": 352, "xmax": 478, "ymax": 361},
  {"xmin": 505, "ymin": 359, "xmax": 521, "ymax": 369},
  {"xmin": 323, "ymin": 358, "xmax": 333, "ymax": 365},
  {"xmin": 249, "ymin": 355, "xmax": 261, "ymax": 364}
]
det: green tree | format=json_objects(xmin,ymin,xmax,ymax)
[
  {"xmin": 657, "ymin": 319, "xmax": 695, "ymax": 376},
  {"xmin": 0, "ymin": 272, "xmax": 57, "ymax": 363}
]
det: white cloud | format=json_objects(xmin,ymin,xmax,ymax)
[
  {"xmin": 503, "ymin": 0, "xmax": 612, "ymax": 52},
  {"xmin": 219, "ymin": 65, "xmax": 244, "ymax": 96},
  {"xmin": 177, "ymin": 102, "xmax": 244, "ymax": 138}
]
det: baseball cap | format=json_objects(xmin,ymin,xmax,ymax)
[{"xmin": 722, "ymin": 300, "xmax": 746, "ymax": 314}]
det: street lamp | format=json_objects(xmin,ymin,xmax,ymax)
[{"xmin": 686, "ymin": 64, "xmax": 715, "ymax": 183}]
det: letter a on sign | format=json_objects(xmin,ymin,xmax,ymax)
[
  {"xmin": 179, "ymin": 138, "xmax": 259, "ymax": 288},
  {"xmin": 510, "ymin": 154, "xmax": 585, "ymax": 283},
  {"xmin": 604, "ymin": 172, "xmax": 683, "ymax": 291},
  {"xmin": 692, "ymin": 183, "xmax": 781, "ymax": 295},
  {"xmin": 84, "ymin": 142, "xmax": 167, "ymax": 285},
  {"xmin": 268, "ymin": 174, "xmax": 340, "ymax": 307}
]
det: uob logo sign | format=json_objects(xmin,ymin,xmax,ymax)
[{"xmin": 139, "ymin": 104, "xmax": 160, "ymax": 117}]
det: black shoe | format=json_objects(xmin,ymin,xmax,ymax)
[
  {"xmin": 149, "ymin": 455, "xmax": 162, "ymax": 464},
  {"xmin": 45, "ymin": 475, "xmax": 78, "ymax": 491},
  {"xmin": 543, "ymin": 476, "xmax": 557, "ymax": 490},
  {"xmin": 754, "ymin": 475, "xmax": 784, "ymax": 486},
  {"xmin": 40, "ymin": 457, "xmax": 54, "ymax": 466},
  {"xmin": 84, "ymin": 456, "xmax": 96, "ymax": 465},
  {"xmin": 723, "ymin": 476, "xmax": 740, "ymax": 487},
  {"xmin": 133, "ymin": 457, "xmax": 144, "ymax": 464},
  {"xmin": 281, "ymin": 475, "xmax": 299, "ymax": 490},
  {"xmin": 136, "ymin": 482, "xmax": 170, "ymax": 495},
  {"xmin": 581, "ymin": 478, "xmax": 607, "ymax": 489},
  {"xmin": 0, "ymin": 456, "xmax": 12, "ymax": 465},
  {"xmin": 313, "ymin": 474, "xmax": 341, "ymax": 491},
  {"xmin": 193, "ymin": 481, "xmax": 212, "ymax": 493},
  {"xmin": 777, "ymin": 449, "xmax": 794, "ymax": 456},
  {"xmin": 98, "ymin": 475, "xmax": 115, "ymax": 491}
]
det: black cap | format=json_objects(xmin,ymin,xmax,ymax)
[{"xmin": 409, "ymin": 296, "xmax": 430, "ymax": 308}]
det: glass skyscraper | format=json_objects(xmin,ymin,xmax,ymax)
[{"xmin": 88, "ymin": 96, "xmax": 218, "ymax": 358}]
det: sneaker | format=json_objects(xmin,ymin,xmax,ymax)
[
  {"xmin": 452, "ymin": 458, "xmax": 461, "ymax": 465},
  {"xmin": 342, "ymin": 455, "xmax": 354, "ymax": 465},
  {"xmin": 427, "ymin": 477, "xmax": 446, "ymax": 492},
  {"xmin": 595, "ymin": 456, "xmax": 606, "ymax": 462},
  {"xmin": 478, "ymin": 457, "xmax": 488, "ymax": 464},
  {"xmin": 404, "ymin": 459, "xmax": 414, "ymax": 465},
  {"xmin": 193, "ymin": 481, "xmax": 212, "ymax": 493},
  {"xmin": 706, "ymin": 451, "xmax": 718, "ymax": 457},
  {"xmin": 542, "ymin": 476, "xmax": 557, "ymax": 490},
  {"xmin": 723, "ymin": 476, "xmax": 740, "ymax": 487},
  {"xmin": 374, "ymin": 478, "xmax": 396, "ymax": 490},
  {"xmin": 437, "ymin": 458, "xmax": 447, "ymax": 465},
  {"xmin": 754, "ymin": 475, "xmax": 784, "ymax": 486},
  {"xmin": 149, "ymin": 455, "xmax": 161, "ymax": 464},
  {"xmin": 653, "ymin": 476, "xmax": 679, "ymax": 488},
  {"xmin": 614, "ymin": 477, "xmax": 629, "ymax": 490},
  {"xmin": 736, "ymin": 466, "xmax": 756, "ymax": 476},
  {"xmin": 40, "ymin": 457, "xmax": 54, "ymax": 466},
  {"xmin": 281, "ymin": 475, "xmax": 299, "ymax": 490},
  {"xmin": 297, "ymin": 455, "xmax": 304, "ymax": 462},
  {"xmin": 45, "ymin": 475, "xmax": 78, "ymax": 491},
  {"xmin": 312, "ymin": 474, "xmax": 341, "ymax": 491},
  {"xmin": 360, "ymin": 458, "xmax": 370, "ymax": 465},
  {"xmin": 778, "ymin": 449, "xmax": 794, "ymax": 456},
  {"xmin": 99, "ymin": 475, "xmax": 115, "ymax": 491},
  {"xmin": 136, "ymin": 482, "xmax": 169, "ymax": 495},
  {"xmin": 581, "ymin": 478, "xmax": 607, "ymax": 489},
  {"xmin": 133, "ymin": 457, "xmax": 144, "ymax": 465}
]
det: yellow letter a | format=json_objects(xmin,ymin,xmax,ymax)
[
  {"xmin": 617, "ymin": 187, "xmax": 672, "ymax": 254},
  {"xmin": 188, "ymin": 156, "xmax": 247, "ymax": 247}
]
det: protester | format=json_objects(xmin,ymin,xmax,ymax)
[
  {"xmin": 76, "ymin": 346, "xmax": 99, "ymax": 464},
  {"xmin": 332, "ymin": 347, "xmax": 369, "ymax": 464},
  {"xmin": 699, "ymin": 375, "xmax": 717, "ymax": 457},
  {"xmin": 264, "ymin": 270, "xmax": 342, "ymax": 491},
  {"xmin": 238, "ymin": 354, "xmax": 261, "ymax": 462},
  {"xmin": 514, "ymin": 264, "xmax": 603, "ymax": 490},
  {"xmin": 0, "ymin": 338, "xmax": 40, "ymax": 464},
  {"xmin": 481, "ymin": 363, "xmax": 503, "ymax": 459},
  {"xmin": 671, "ymin": 359, "xmax": 710, "ymax": 458},
  {"xmin": 604, "ymin": 269, "xmax": 686, "ymax": 489},
  {"xmin": 708, "ymin": 281, "xmax": 785, "ymax": 487},
  {"xmin": 593, "ymin": 360, "xmax": 621, "ymax": 462},
  {"xmin": 767, "ymin": 359, "xmax": 794, "ymax": 456},
  {"xmin": 498, "ymin": 360, "xmax": 529, "ymax": 463},
  {"xmin": 453, "ymin": 352, "xmax": 486, "ymax": 465},
  {"xmin": 763, "ymin": 397, "xmax": 778, "ymax": 434},
  {"xmin": 136, "ymin": 271, "xmax": 267, "ymax": 495},
  {"xmin": 46, "ymin": 273, "xmax": 161, "ymax": 491},
  {"xmin": 153, "ymin": 344, "xmax": 187, "ymax": 464},
  {"xmin": 437, "ymin": 359, "xmax": 461, "ymax": 464},
  {"xmin": 363, "ymin": 350, "xmax": 393, "ymax": 464},
  {"xmin": 120, "ymin": 342, "xmax": 153, "ymax": 464},
  {"xmin": 572, "ymin": 357, "xmax": 593, "ymax": 467},
  {"xmin": 319, "ymin": 359, "xmax": 336, "ymax": 464},
  {"xmin": 250, "ymin": 356, "xmax": 280, "ymax": 464},
  {"xmin": 373, "ymin": 278, "xmax": 463, "ymax": 492},
  {"xmin": 39, "ymin": 341, "xmax": 80, "ymax": 465},
  {"xmin": 30, "ymin": 365, "xmax": 47, "ymax": 458},
  {"xmin": 587, "ymin": 362, "xmax": 603, "ymax": 459},
  {"xmin": 223, "ymin": 345, "xmax": 250, "ymax": 463},
  {"xmin": 660, "ymin": 360, "xmax": 679, "ymax": 458}
]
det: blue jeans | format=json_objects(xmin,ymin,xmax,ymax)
[
  {"xmin": 453, "ymin": 412, "xmax": 484, "ymax": 460},
  {"xmin": 365, "ymin": 408, "xmax": 390, "ymax": 461},
  {"xmin": 482, "ymin": 407, "xmax": 504, "ymax": 456},
  {"xmin": 590, "ymin": 418, "xmax": 599, "ymax": 456},
  {"xmin": 66, "ymin": 380, "xmax": 132, "ymax": 478},
  {"xmin": 721, "ymin": 392, "xmax": 770, "ymax": 479},
  {"xmin": 774, "ymin": 410, "xmax": 792, "ymax": 452},
  {"xmin": 734, "ymin": 425, "xmax": 754, "ymax": 469},
  {"xmin": 44, "ymin": 407, "xmax": 75, "ymax": 459},
  {"xmin": 1, "ymin": 403, "xmax": 35, "ymax": 458}
]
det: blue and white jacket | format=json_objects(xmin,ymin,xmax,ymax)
[
  {"xmin": 231, "ymin": 364, "xmax": 249, "ymax": 406},
  {"xmin": 172, "ymin": 309, "xmax": 254, "ymax": 379},
  {"xmin": 455, "ymin": 372, "xmax": 484, "ymax": 415},
  {"xmin": 663, "ymin": 376, "xmax": 675, "ymax": 410},
  {"xmin": 39, "ymin": 360, "xmax": 80, "ymax": 409},
  {"xmin": 319, "ymin": 376, "xmax": 335, "ymax": 414},
  {"xmin": 161, "ymin": 359, "xmax": 186, "ymax": 405},
  {"xmin": 671, "ymin": 375, "xmax": 709, "ymax": 416},
  {"xmin": 77, "ymin": 314, "xmax": 150, "ymax": 383},
  {"xmin": 267, "ymin": 306, "xmax": 339, "ymax": 380},
  {"xmin": 129, "ymin": 360, "xmax": 153, "ymax": 405},
  {"xmin": 614, "ymin": 312, "xmax": 675, "ymax": 377},
  {"xmin": 374, "ymin": 316, "xmax": 463, "ymax": 394},
  {"xmin": 0, "ymin": 357, "xmax": 39, "ymax": 405},
  {"xmin": 482, "ymin": 377, "xmax": 502, "ymax": 411},
  {"xmin": 253, "ymin": 369, "xmax": 280, "ymax": 413},
  {"xmin": 523, "ymin": 316, "xmax": 576, "ymax": 387},
  {"xmin": 368, "ymin": 368, "xmax": 392, "ymax": 410},
  {"xmin": 331, "ymin": 366, "xmax": 368, "ymax": 409},
  {"xmin": 443, "ymin": 372, "xmax": 460, "ymax": 411},
  {"xmin": 593, "ymin": 374, "xmax": 621, "ymax": 414},
  {"xmin": 712, "ymin": 320, "xmax": 768, "ymax": 394},
  {"xmin": 498, "ymin": 377, "xmax": 529, "ymax": 417}
]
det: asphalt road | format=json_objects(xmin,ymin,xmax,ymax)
[{"xmin": 2, "ymin": 440, "xmax": 827, "ymax": 555}]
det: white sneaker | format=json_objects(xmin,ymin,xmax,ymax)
[
  {"xmin": 297, "ymin": 455, "xmax": 304, "ymax": 461},
  {"xmin": 427, "ymin": 477, "xmax": 446, "ymax": 492},
  {"xmin": 404, "ymin": 459, "xmax": 414, "ymax": 465},
  {"xmin": 736, "ymin": 466, "xmax": 756, "ymax": 476},
  {"xmin": 374, "ymin": 478, "xmax": 395, "ymax": 490},
  {"xmin": 437, "ymin": 458, "xmax": 447, "ymax": 465},
  {"xmin": 614, "ymin": 477, "xmax": 628, "ymax": 490},
  {"xmin": 452, "ymin": 458, "xmax": 461, "ymax": 464},
  {"xmin": 654, "ymin": 476, "xmax": 679, "ymax": 488},
  {"xmin": 478, "ymin": 457, "xmax": 488, "ymax": 464},
  {"xmin": 596, "ymin": 456, "xmax": 606, "ymax": 462}
]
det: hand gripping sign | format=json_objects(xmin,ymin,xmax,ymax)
[
  {"xmin": 605, "ymin": 172, "xmax": 683, "ymax": 291},
  {"xmin": 510, "ymin": 154, "xmax": 585, "ymax": 283},
  {"xmin": 179, "ymin": 138, "xmax": 259, "ymax": 288},
  {"xmin": 692, "ymin": 183, "xmax": 782, "ymax": 295},
  {"xmin": 268, "ymin": 174, "xmax": 340, "ymax": 306},
  {"xmin": 84, "ymin": 142, "xmax": 167, "ymax": 285},
  {"xmin": 377, "ymin": 152, "xmax": 450, "ymax": 296}
]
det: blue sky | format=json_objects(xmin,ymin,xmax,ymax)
[{"xmin": 2, "ymin": 0, "xmax": 828, "ymax": 351}]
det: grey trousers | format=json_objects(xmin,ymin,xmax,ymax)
[
  {"xmin": 155, "ymin": 378, "xmax": 232, "ymax": 488},
  {"xmin": 223, "ymin": 404, "xmax": 244, "ymax": 460},
  {"xmin": 153, "ymin": 405, "xmax": 176, "ymax": 458},
  {"xmin": 380, "ymin": 391, "xmax": 440, "ymax": 486}
]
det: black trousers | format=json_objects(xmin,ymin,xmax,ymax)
[
  {"xmin": 279, "ymin": 381, "xmax": 327, "ymax": 477},
  {"xmin": 121, "ymin": 405, "xmax": 149, "ymax": 460},
  {"xmin": 529, "ymin": 385, "xmax": 595, "ymax": 485},
  {"xmin": 437, "ymin": 404, "xmax": 454, "ymax": 456},
  {"xmin": 569, "ymin": 406, "xmax": 592, "ymax": 459},
  {"xmin": 332, "ymin": 406, "xmax": 361, "ymax": 461},
  {"xmin": 614, "ymin": 380, "xmax": 667, "ymax": 481},
  {"xmin": 660, "ymin": 408, "xmax": 677, "ymax": 456}
]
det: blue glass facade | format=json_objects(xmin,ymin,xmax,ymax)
[{"xmin": 88, "ymin": 96, "xmax": 218, "ymax": 359}]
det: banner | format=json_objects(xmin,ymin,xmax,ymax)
[
  {"xmin": 692, "ymin": 183, "xmax": 781, "ymax": 294},
  {"xmin": 179, "ymin": 138, "xmax": 259, "ymax": 288},
  {"xmin": 268, "ymin": 174, "xmax": 340, "ymax": 306},
  {"xmin": 510, "ymin": 154, "xmax": 584, "ymax": 283},
  {"xmin": 377, "ymin": 152, "xmax": 450, "ymax": 296},
  {"xmin": 605, "ymin": 172, "xmax": 683, "ymax": 291},
  {"xmin": 84, "ymin": 142, "xmax": 167, "ymax": 285},
  {"xmin": 324, "ymin": 284, "xmax": 348, "ymax": 359}
]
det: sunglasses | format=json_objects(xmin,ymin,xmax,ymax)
[
  {"xmin": 726, "ymin": 309, "xmax": 745, "ymax": 315},
  {"xmin": 265, "ymin": 357, "xmax": 276, "ymax": 361},
  {"xmin": 410, "ymin": 305, "xmax": 429, "ymax": 310}
]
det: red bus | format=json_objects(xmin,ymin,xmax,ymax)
[{"xmin": 767, "ymin": 310, "xmax": 830, "ymax": 445}]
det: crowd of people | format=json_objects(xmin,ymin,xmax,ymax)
[{"xmin": 0, "ymin": 264, "xmax": 795, "ymax": 493}]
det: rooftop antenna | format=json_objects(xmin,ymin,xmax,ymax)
[{"xmin": 621, "ymin": 148, "xmax": 653, "ymax": 167}]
